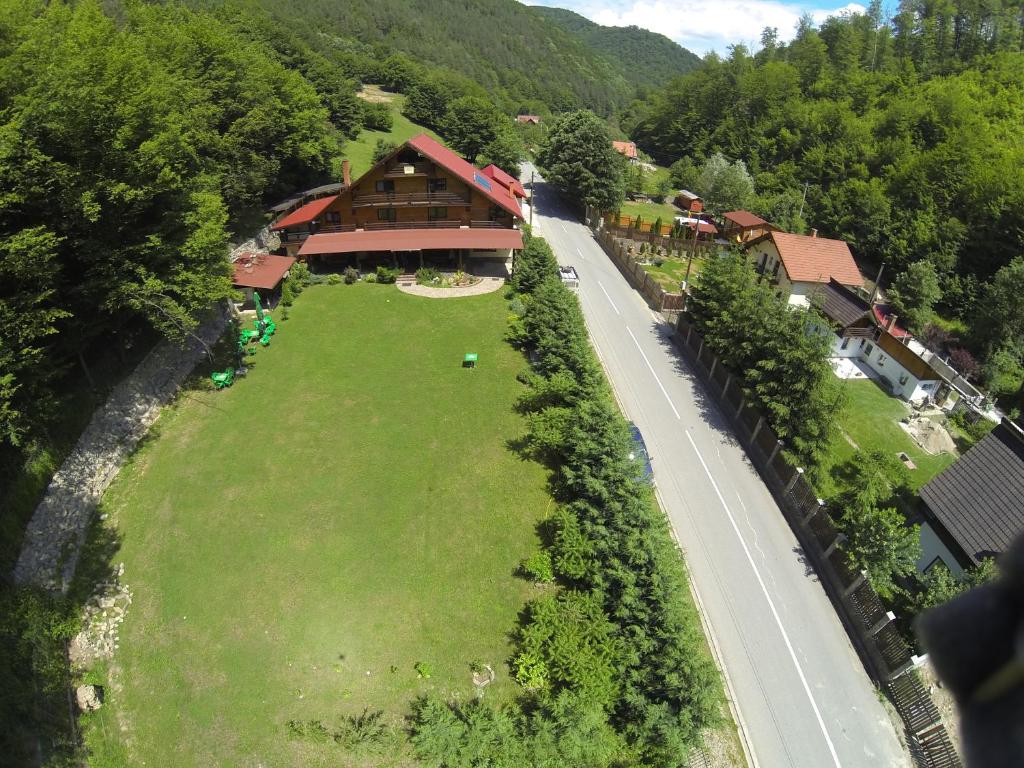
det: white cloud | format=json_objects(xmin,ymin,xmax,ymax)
[{"xmin": 527, "ymin": 0, "xmax": 865, "ymax": 56}]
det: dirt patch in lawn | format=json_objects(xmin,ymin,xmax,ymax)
[{"xmin": 357, "ymin": 85, "xmax": 395, "ymax": 103}]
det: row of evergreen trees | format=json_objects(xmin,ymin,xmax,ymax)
[{"xmin": 405, "ymin": 234, "xmax": 723, "ymax": 767}]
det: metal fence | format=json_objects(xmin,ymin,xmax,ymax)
[{"xmin": 673, "ymin": 314, "xmax": 962, "ymax": 768}]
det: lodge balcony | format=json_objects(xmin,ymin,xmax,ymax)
[
  {"xmin": 280, "ymin": 220, "xmax": 513, "ymax": 241},
  {"xmin": 351, "ymin": 191, "xmax": 470, "ymax": 208}
]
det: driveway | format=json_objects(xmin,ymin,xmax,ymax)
[{"xmin": 521, "ymin": 163, "xmax": 908, "ymax": 768}]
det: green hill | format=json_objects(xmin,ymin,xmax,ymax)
[
  {"xmin": 235, "ymin": 0, "xmax": 635, "ymax": 114},
  {"xmin": 530, "ymin": 6, "xmax": 701, "ymax": 90}
]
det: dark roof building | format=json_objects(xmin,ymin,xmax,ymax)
[
  {"xmin": 919, "ymin": 418, "xmax": 1024, "ymax": 565},
  {"xmin": 813, "ymin": 279, "xmax": 873, "ymax": 329}
]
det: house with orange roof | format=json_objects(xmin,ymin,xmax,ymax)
[
  {"xmin": 291, "ymin": 134, "xmax": 524, "ymax": 273},
  {"xmin": 612, "ymin": 140, "xmax": 638, "ymax": 163},
  {"xmin": 745, "ymin": 230, "xmax": 863, "ymax": 307}
]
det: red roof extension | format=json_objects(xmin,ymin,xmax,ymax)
[
  {"xmin": 480, "ymin": 164, "xmax": 527, "ymax": 199},
  {"xmin": 406, "ymin": 135, "xmax": 522, "ymax": 219},
  {"xmin": 232, "ymin": 253, "xmax": 296, "ymax": 290},
  {"xmin": 271, "ymin": 195, "xmax": 338, "ymax": 231},
  {"xmin": 298, "ymin": 228, "xmax": 524, "ymax": 256},
  {"xmin": 872, "ymin": 304, "xmax": 911, "ymax": 340}
]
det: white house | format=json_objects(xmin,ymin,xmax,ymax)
[
  {"xmin": 747, "ymin": 230, "xmax": 863, "ymax": 307},
  {"xmin": 812, "ymin": 280, "xmax": 944, "ymax": 404}
]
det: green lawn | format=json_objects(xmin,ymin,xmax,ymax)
[
  {"xmin": 82, "ymin": 285, "xmax": 550, "ymax": 766},
  {"xmin": 816, "ymin": 379, "xmax": 957, "ymax": 498},
  {"xmin": 343, "ymin": 91, "xmax": 443, "ymax": 177},
  {"xmin": 620, "ymin": 199, "xmax": 681, "ymax": 223},
  {"xmin": 641, "ymin": 256, "xmax": 705, "ymax": 290}
]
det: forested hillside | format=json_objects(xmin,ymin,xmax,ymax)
[
  {"xmin": 628, "ymin": 1, "xmax": 1024, "ymax": 403},
  {"xmin": 209, "ymin": 0, "xmax": 642, "ymax": 115},
  {"xmin": 529, "ymin": 6, "xmax": 701, "ymax": 90}
]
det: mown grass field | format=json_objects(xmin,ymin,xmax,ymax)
[
  {"xmin": 345, "ymin": 90, "xmax": 443, "ymax": 177},
  {"xmin": 82, "ymin": 285, "xmax": 550, "ymax": 766},
  {"xmin": 816, "ymin": 379, "xmax": 957, "ymax": 498}
]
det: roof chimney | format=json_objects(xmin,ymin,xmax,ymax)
[
  {"xmin": 810, "ymin": 228, "xmax": 818, "ymax": 238},
  {"xmin": 887, "ymin": 313, "xmax": 898, "ymax": 332},
  {"xmin": 342, "ymin": 159, "xmax": 351, "ymax": 188}
]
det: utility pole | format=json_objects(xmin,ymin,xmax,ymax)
[
  {"xmin": 682, "ymin": 215, "xmax": 700, "ymax": 291},
  {"xmin": 529, "ymin": 170, "xmax": 534, "ymax": 227},
  {"xmin": 797, "ymin": 181, "xmax": 809, "ymax": 221}
]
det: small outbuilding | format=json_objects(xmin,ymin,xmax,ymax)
[
  {"xmin": 232, "ymin": 253, "xmax": 296, "ymax": 308},
  {"xmin": 674, "ymin": 190, "xmax": 703, "ymax": 213}
]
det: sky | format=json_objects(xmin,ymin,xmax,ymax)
[{"xmin": 525, "ymin": 0, "xmax": 866, "ymax": 57}]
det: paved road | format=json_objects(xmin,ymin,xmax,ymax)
[{"xmin": 522, "ymin": 164, "xmax": 908, "ymax": 768}]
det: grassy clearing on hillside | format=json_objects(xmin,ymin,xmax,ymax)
[
  {"xmin": 345, "ymin": 92, "xmax": 443, "ymax": 177},
  {"xmin": 815, "ymin": 379, "xmax": 957, "ymax": 498},
  {"xmin": 81, "ymin": 285, "xmax": 550, "ymax": 766}
]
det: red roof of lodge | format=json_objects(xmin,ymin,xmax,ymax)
[
  {"xmin": 271, "ymin": 195, "xmax": 338, "ymax": 230},
  {"xmin": 232, "ymin": 253, "xmax": 296, "ymax": 290},
  {"xmin": 723, "ymin": 210, "xmax": 768, "ymax": 228},
  {"xmin": 612, "ymin": 140, "xmax": 637, "ymax": 159},
  {"xmin": 298, "ymin": 227, "xmax": 524, "ymax": 256},
  {"xmin": 480, "ymin": 164, "xmax": 527, "ymax": 198},
  {"xmin": 406, "ymin": 135, "xmax": 522, "ymax": 219}
]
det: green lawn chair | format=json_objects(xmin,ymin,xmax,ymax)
[{"xmin": 211, "ymin": 369, "xmax": 235, "ymax": 389}]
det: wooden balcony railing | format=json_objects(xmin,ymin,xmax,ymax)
[
  {"xmin": 362, "ymin": 220, "xmax": 463, "ymax": 230},
  {"xmin": 352, "ymin": 191, "xmax": 469, "ymax": 207}
]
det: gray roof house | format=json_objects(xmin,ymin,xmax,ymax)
[{"xmin": 918, "ymin": 418, "xmax": 1024, "ymax": 570}]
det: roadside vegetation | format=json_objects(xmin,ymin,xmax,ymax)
[
  {"xmin": 685, "ymin": 254, "xmax": 996, "ymax": 638},
  {"xmin": 626, "ymin": 4, "xmax": 1024, "ymax": 409}
]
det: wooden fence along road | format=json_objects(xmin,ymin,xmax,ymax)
[{"xmin": 673, "ymin": 315, "xmax": 963, "ymax": 768}]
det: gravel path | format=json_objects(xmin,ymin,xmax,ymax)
[
  {"xmin": 13, "ymin": 312, "xmax": 229, "ymax": 592},
  {"xmin": 397, "ymin": 277, "xmax": 505, "ymax": 298}
]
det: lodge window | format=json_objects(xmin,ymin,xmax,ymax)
[
  {"xmin": 899, "ymin": 374, "xmax": 909, "ymax": 385},
  {"xmin": 877, "ymin": 354, "xmax": 887, "ymax": 366},
  {"xmin": 377, "ymin": 208, "xmax": 396, "ymax": 222},
  {"xmin": 375, "ymin": 179, "xmax": 395, "ymax": 193},
  {"xmin": 489, "ymin": 205, "xmax": 507, "ymax": 219},
  {"xmin": 428, "ymin": 207, "xmax": 448, "ymax": 221},
  {"xmin": 428, "ymin": 178, "xmax": 447, "ymax": 193},
  {"xmin": 864, "ymin": 343, "xmax": 874, "ymax": 356},
  {"xmin": 840, "ymin": 337, "xmax": 850, "ymax": 350},
  {"xmin": 771, "ymin": 261, "xmax": 781, "ymax": 277},
  {"xmin": 324, "ymin": 211, "xmax": 341, "ymax": 225}
]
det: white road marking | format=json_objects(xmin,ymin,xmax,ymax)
[
  {"xmin": 685, "ymin": 431, "xmax": 843, "ymax": 768},
  {"xmin": 577, "ymin": 247, "xmax": 585, "ymax": 261},
  {"xmin": 598, "ymin": 281, "xmax": 621, "ymax": 315},
  {"xmin": 626, "ymin": 327, "xmax": 681, "ymax": 420}
]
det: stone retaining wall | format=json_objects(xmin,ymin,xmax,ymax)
[{"xmin": 13, "ymin": 312, "xmax": 228, "ymax": 592}]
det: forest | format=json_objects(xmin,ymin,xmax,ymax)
[{"xmin": 626, "ymin": 0, "xmax": 1024, "ymax": 404}]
